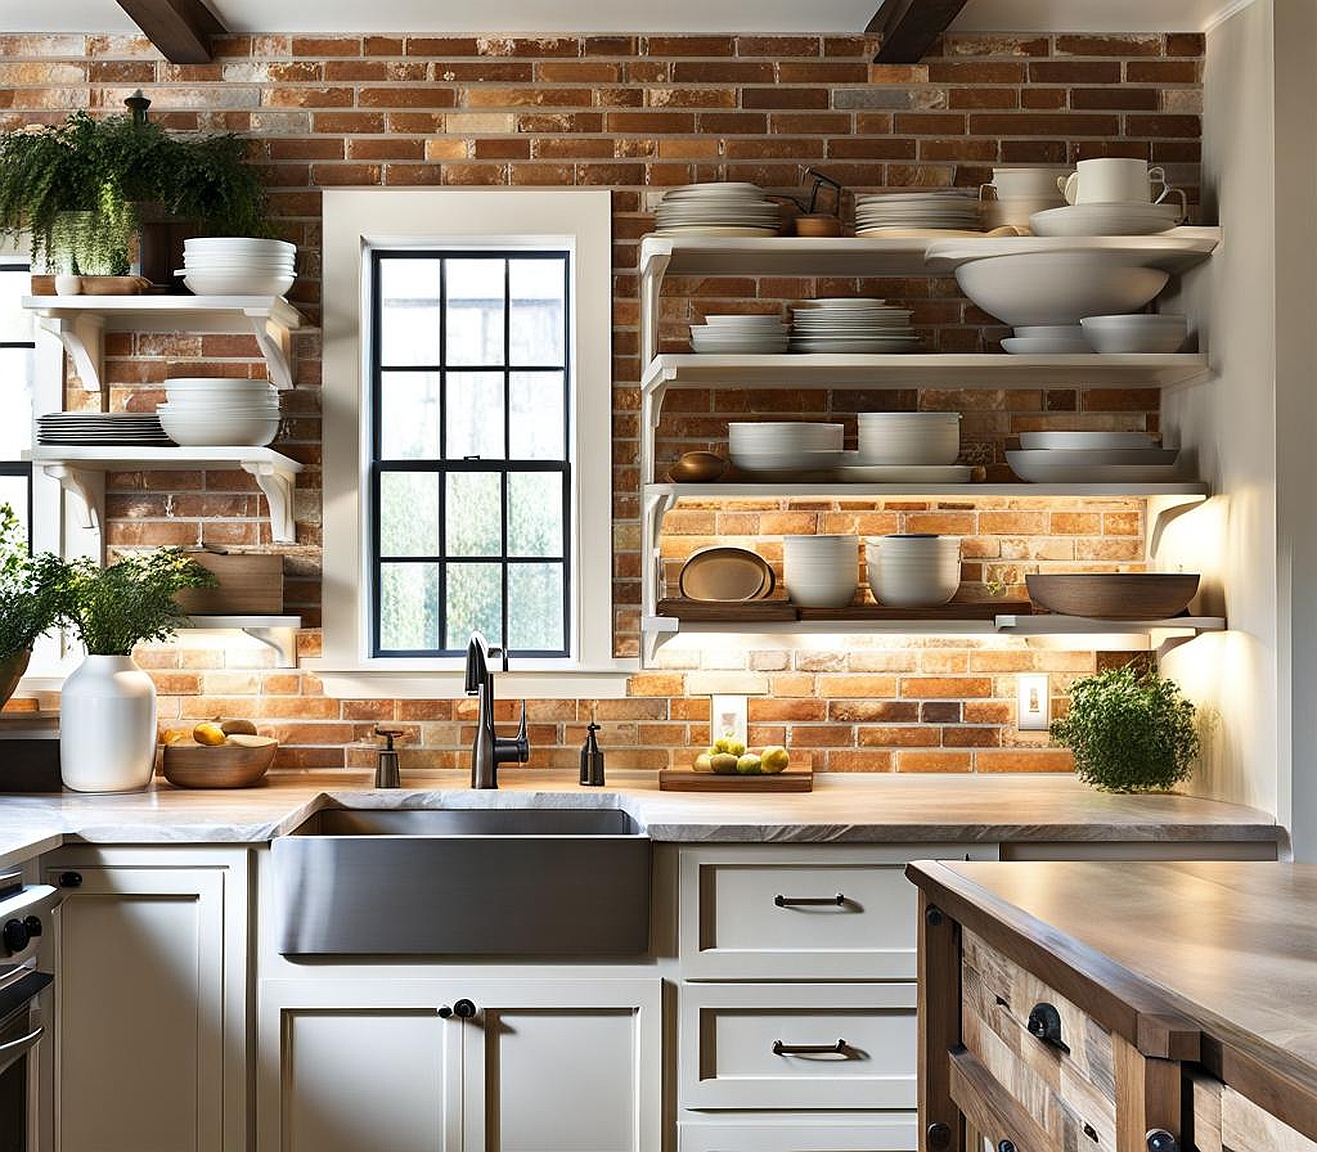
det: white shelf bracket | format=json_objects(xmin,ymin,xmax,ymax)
[
  {"xmin": 641, "ymin": 490, "xmax": 678, "ymax": 623},
  {"xmin": 43, "ymin": 464, "xmax": 102, "ymax": 531},
  {"xmin": 639, "ymin": 249, "xmax": 671, "ymax": 367},
  {"xmin": 244, "ymin": 309, "xmax": 295, "ymax": 390},
  {"xmin": 37, "ymin": 313, "xmax": 106, "ymax": 393},
  {"xmin": 240, "ymin": 624, "xmax": 298, "ymax": 667},
  {"xmin": 1146, "ymin": 493, "xmax": 1208, "ymax": 558},
  {"xmin": 639, "ymin": 376, "xmax": 672, "ymax": 489},
  {"xmin": 241, "ymin": 460, "xmax": 297, "ymax": 543}
]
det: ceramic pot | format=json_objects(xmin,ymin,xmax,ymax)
[
  {"xmin": 0, "ymin": 649, "xmax": 30, "ymax": 710},
  {"xmin": 60, "ymin": 655, "xmax": 157, "ymax": 793}
]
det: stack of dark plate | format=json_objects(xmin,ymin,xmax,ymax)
[{"xmin": 37, "ymin": 411, "xmax": 173, "ymax": 447}]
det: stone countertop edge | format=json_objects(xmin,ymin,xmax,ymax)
[{"xmin": 0, "ymin": 769, "xmax": 1283, "ymax": 869}]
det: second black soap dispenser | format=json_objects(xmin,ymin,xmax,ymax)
[{"xmin": 579, "ymin": 721, "xmax": 605, "ymax": 786}]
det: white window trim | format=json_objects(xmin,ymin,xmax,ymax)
[{"xmin": 312, "ymin": 188, "xmax": 634, "ymax": 699}]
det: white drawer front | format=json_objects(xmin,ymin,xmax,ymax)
[
  {"xmin": 680, "ymin": 983, "xmax": 917, "ymax": 1111},
  {"xmin": 679, "ymin": 845, "xmax": 999, "ymax": 980},
  {"xmin": 678, "ymin": 1115, "xmax": 917, "ymax": 1151}
]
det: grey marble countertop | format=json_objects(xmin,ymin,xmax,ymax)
[{"xmin": 0, "ymin": 769, "xmax": 1282, "ymax": 868}]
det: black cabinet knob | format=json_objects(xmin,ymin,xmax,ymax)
[
  {"xmin": 22, "ymin": 915, "xmax": 41, "ymax": 939},
  {"xmin": 927, "ymin": 1122, "xmax": 952, "ymax": 1149},
  {"xmin": 998, "ymin": 1141, "xmax": 1017, "ymax": 1152},
  {"xmin": 438, "ymin": 1005, "xmax": 453, "ymax": 1019},
  {"xmin": 1147, "ymin": 1130, "xmax": 1179, "ymax": 1152},
  {"xmin": 1027, "ymin": 1002, "xmax": 1068, "ymax": 1052},
  {"xmin": 58, "ymin": 871, "xmax": 82, "ymax": 888},
  {"xmin": 2, "ymin": 918, "xmax": 29, "ymax": 953},
  {"xmin": 453, "ymin": 998, "xmax": 477, "ymax": 1019}
]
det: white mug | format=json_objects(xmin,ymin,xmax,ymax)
[
  {"xmin": 985, "ymin": 166, "xmax": 1072, "ymax": 201},
  {"xmin": 1059, "ymin": 158, "xmax": 1170, "ymax": 205}
]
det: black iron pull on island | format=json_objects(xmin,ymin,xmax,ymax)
[
  {"xmin": 772, "ymin": 1038, "xmax": 848, "ymax": 1055},
  {"xmin": 1027, "ymin": 1001, "xmax": 1070, "ymax": 1053},
  {"xmin": 452, "ymin": 998, "xmax": 478, "ymax": 1019},
  {"xmin": 1146, "ymin": 1130, "xmax": 1179, "ymax": 1152},
  {"xmin": 774, "ymin": 893, "xmax": 847, "ymax": 907}
]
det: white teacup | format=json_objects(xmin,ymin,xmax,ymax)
[
  {"xmin": 1059, "ymin": 158, "xmax": 1171, "ymax": 205},
  {"xmin": 986, "ymin": 165, "xmax": 1073, "ymax": 200}
]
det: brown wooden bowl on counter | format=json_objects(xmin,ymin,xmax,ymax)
[
  {"xmin": 162, "ymin": 739, "xmax": 278, "ymax": 789},
  {"xmin": 1025, "ymin": 573, "xmax": 1200, "ymax": 620}
]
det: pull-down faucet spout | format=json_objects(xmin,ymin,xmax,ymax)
[{"xmin": 464, "ymin": 631, "xmax": 529, "ymax": 789}]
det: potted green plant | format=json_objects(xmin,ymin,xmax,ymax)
[
  {"xmin": 0, "ymin": 107, "xmax": 270, "ymax": 284},
  {"xmin": 1051, "ymin": 664, "xmax": 1200, "ymax": 792},
  {"xmin": 56, "ymin": 550, "xmax": 214, "ymax": 793},
  {"xmin": 0, "ymin": 504, "xmax": 65, "ymax": 707}
]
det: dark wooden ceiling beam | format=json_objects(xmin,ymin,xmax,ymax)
[
  {"xmin": 868, "ymin": 0, "xmax": 969, "ymax": 63},
  {"xmin": 115, "ymin": 0, "xmax": 226, "ymax": 64}
]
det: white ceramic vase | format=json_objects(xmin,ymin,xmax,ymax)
[{"xmin": 60, "ymin": 655, "xmax": 157, "ymax": 793}]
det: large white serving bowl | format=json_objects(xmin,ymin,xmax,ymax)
[
  {"xmin": 158, "ymin": 408, "xmax": 280, "ymax": 447},
  {"xmin": 180, "ymin": 270, "xmax": 296, "ymax": 297},
  {"xmin": 857, "ymin": 412, "xmax": 960, "ymax": 466},
  {"xmin": 1079, "ymin": 313, "xmax": 1188, "ymax": 354},
  {"xmin": 865, "ymin": 535, "xmax": 961, "ymax": 608},
  {"xmin": 185, "ymin": 236, "xmax": 296, "ymax": 255},
  {"xmin": 783, "ymin": 535, "xmax": 859, "ymax": 608},
  {"xmin": 1019, "ymin": 431, "xmax": 1156, "ymax": 450},
  {"xmin": 952, "ymin": 252, "xmax": 1170, "ymax": 327}
]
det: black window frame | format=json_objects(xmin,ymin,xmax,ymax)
[
  {"xmin": 368, "ymin": 248, "xmax": 573, "ymax": 659},
  {"xmin": 0, "ymin": 262, "xmax": 34, "ymax": 542}
]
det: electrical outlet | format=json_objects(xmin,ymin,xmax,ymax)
[
  {"xmin": 1017, "ymin": 674, "xmax": 1051, "ymax": 731},
  {"xmin": 710, "ymin": 694, "xmax": 748, "ymax": 749}
]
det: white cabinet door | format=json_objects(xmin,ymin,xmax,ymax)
[
  {"xmin": 261, "ymin": 977, "xmax": 661, "ymax": 1152},
  {"xmin": 42, "ymin": 848, "xmax": 247, "ymax": 1152}
]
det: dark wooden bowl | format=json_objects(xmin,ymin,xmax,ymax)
[
  {"xmin": 1026, "ymin": 573, "xmax": 1200, "ymax": 620},
  {"xmin": 162, "ymin": 740, "xmax": 277, "ymax": 788}
]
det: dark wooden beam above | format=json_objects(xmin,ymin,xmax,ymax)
[
  {"xmin": 868, "ymin": 0, "xmax": 969, "ymax": 63},
  {"xmin": 115, "ymin": 0, "xmax": 226, "ymax": 64}
]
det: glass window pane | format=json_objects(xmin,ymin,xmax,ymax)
[
  {"xmin": 445, "ymin": 372, "xmax": 504, "ymax": 459},
  {"xmin": 509, "ymin": 372, "xmax": 565, "ymax": 460},
  {"xmin": 380, "ymin": 371, "xmax": 440, "ymax": 460},
  {"xmin": 508, "ymin": 471, "xmax": 562, "ymax": 558},
  {"xmin": 445, "ymin": 472, "xmax": 501, "ymax": 557},
  {"xmin": 379, "ymin": 472, "xmax": 438, "ymax": 557},
  {"xmin": 0, "ymin": 477, "xmax": 27, "ymax": 537},
  {"xmin": 0, "ymin": 269, "xmax": 33, "ymax": 342},
  {"xmin": 380, "ymin": 259, "xmax": 441, "ymax": 366},
  {"xmin": 379, "ymin": 562, "xmax": 439, "ymax": 651},
  {"xmin": 508, "ymin": 563, "xmax": 564, "ymax": 651},
  {"xmin": 509, "ymin": 258, "xmax": 564, "ymax": 366},
  {"xmin": 445, "ymin": 258, "xmax": 505, "ymax": 366},
  {"xmin": 0, "ymin": 347, "xmax": 33, "ymax": 462},
  {"xmin": 445, "ymin": 562, "xmax": 502, "ymax": 650}
]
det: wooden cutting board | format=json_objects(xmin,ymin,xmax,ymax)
[
  {"xmin": 656, "ymin": 598, "xmax": 797, "ymax": 622},
  {"xmin": 658, "ymin": 769, "xmax": 813, "ymax": 792}
]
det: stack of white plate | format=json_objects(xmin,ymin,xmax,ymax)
[
  {"xmin": 789, "ymin": 298, "xmax": 919, "ymax": 354},
  {"xmin": 728, "ymin": 421, "xmax": 844, "ymax": 475},
  {"xmin": 1002, "ymin": 325, "xmax": 1091, "ymax": 355},
  {"xmin": 834, "ymin": 411, "xmax": 971, "ymax": 483},
  {"xmin": 1029, "ymin": 202, "xmax": 1181, "ymax": 237},
  {"xmin": 655, "ymin": 184, "xmax": 781, "ymax": 236},
  {"xmin": 1008, "ymin": 431, "xmax": 1179, "ymax": 482},
  {"xmin": 177, "ymin": 237, "xmax": 297, "ymax": 297},
  {"xmin": 865, "ymin": 534, "xmax": 961, "ymax": 608},
  {"xmin": 783, "ymin": 534, "xmax": 858, "ymax": 608},
  {"xmin": 37, "ymin": 411, "xmax": 171, "ymax": 446},
  {"xmin": 690, "ymin": 315, "xmax": 789, "ymax": 354},
  {"xmin": 855, "ymin": 190, "xmax": 982, "ymax": 235},
  {"xmin": 157, "ymin": 377, "xmax": 281, "ymax": 447}
]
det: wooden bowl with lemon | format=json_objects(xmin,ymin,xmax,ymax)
[{"xmin": 162, "ymin": 720, "xmax": 278, "ymax": 789}]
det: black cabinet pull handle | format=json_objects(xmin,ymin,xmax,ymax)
[
  {"xmin": 453, "ymin": 998, "xmax": 477, "ymax": 1019},
  {"xmin": 1027, "ymin": 1002, "xmax": 1069, "ymax": 1053},
  {"xmin": 774, "ymin": 893, "xmax": 846, "ymax": 907},
  {"xmin": 772, "ymin": 1038, "xmax": 847, "ymax": 1055}
]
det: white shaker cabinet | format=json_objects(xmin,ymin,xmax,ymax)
[
  {"xmin": 258, "ymin": 977, "xmax": 663, "ymax": 1152},
  {"xmin": 37, "ymin": 846, "xmax": 250, "ymax": 1152}
]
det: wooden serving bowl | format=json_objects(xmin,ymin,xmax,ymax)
[
  {"xmin": 162, "ymin": 740, "xmax": 278, "ymax": 789},
  {"xmin": 1026, "ymin": 573, "xmax": 1200, "ymax": 620}
]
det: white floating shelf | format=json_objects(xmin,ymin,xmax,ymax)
[
  {"xmin": 183, "ymin": 615, "xmax": 303, "ymax": 667},
  {"xmin": 27, "ymin": 446, "xmax": 304, "ymax": 544},
  {"xmin": 645, "ymin": 482, "xmax": 1209, "ymax": 500},
  {"xmin": 22, "ymin": 294, "xmax": 304, "ymax": 391}
]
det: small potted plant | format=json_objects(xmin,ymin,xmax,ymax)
[
  {"xmin": 1051, "ymin": 664, "xmax": 1200, "ymax": 793},
  {"xmin": 55, "ymin": 550, "xmax": 214, "ymax": 793},
  {"xmin": 0, "ymin": 505, "xmax": 65, "ymax": 707}
]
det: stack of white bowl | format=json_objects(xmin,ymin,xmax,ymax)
[
  {"xmin": 865, "ymin": 535, "xmax": 961, "ymax": 608},
  {"xmin": 1002, "ymin": 325, "xmax": 1091, "ymax": 355},
  {"xmin": 783, "ymin": 535, "xmax": 858, "ymax": 608},
  {"xmin": 655, "ymin": 184, "xmax": 781, "ymax": 236},
  {"xmin": 177, "ymin": 238, "xmax": 297, "ymax": 296},
  {"xmin": 854, "ymin": 190, "xmax": 981, "ymax": 235},
  {"xmin": 690, "ymin": 315, "xmax": 789, "ymax": 354},
  {"xmin": 157, "ymin": 377, "xmax": 281, "ymax": 447},
  {"xmin": 727, "ymin": 422, "xmax": 844, "ymax": 475},
  {"xmin": 789, "ymin": 298, "xmax": 918, "ymax": 354},
  {"xmin": 1079, "ymin": 314, "xmax": 1187, "ymax": 354},
  {"xmin": 857, "ymin": 412, "xmax": 960, "ymax": 465},
  {"xmin": 1007, "ymin": 431, "xmax": 1179, "ymax": 483}
]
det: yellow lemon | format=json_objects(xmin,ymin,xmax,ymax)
[
  {"xmin": 192, "ymin": 722, "xmax": 226, "ymax": 747},
  {"xmin": 760, "ymin": 746, "xmax": 789, "ymax": 774}
]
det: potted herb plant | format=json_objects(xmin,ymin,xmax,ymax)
[
  {"xmin": 0, "ymin": 106, "xmax": 270, "ymax": 285},
  {"xmin": 1051, "ymin": 663, "xmax": 1200, "ymax": 793},
  {"xmin": 56, "ymin": 550, "xmax": 214, "ymax": 793},
  {"xmin": 0, "ymin": 504, "xmax": 65, "ymax": 707}
]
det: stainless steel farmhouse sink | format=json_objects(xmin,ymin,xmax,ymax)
[{"xmin": 271, "ymin": 806, "xmax": 652, "ymax": 957}]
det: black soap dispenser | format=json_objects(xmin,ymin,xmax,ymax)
[{"xmin": 579, "ymin": 722, "xmax": 605, "ymax": 787}]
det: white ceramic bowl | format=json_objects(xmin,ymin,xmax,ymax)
[
  {"xmin": 1019, "ymin": 431, "xmax": 1156, "ymax": 450},
  {"xmin": 1002, "ymin": 324, "xmax": 1091, "ymax": 355},
  {"xmin": 1079, "ymin": 314, "xmax": 1187, "ymax": 354},
  {"xmin": 179, "ymin": 271, "xmax": 296, "ymax": 296},
  {"xmin": 159, "ymin": 409, "xmax": 280, "ymax": 447},
  {"xmin": 729, "ymin": 422, "xmax": 843, "ymax": 471},
  {"xmin": 185, "ymin": 237, "xmax": 296, "ymax": 254},
  {"xmin": 856, "ymin": 412, "xmax": 960, "ymax": 466},
  {"xmin": 165, "ymin": 376, "xmax": 277, "ymax": 389},
  {"xmin": 783, "ymin": 535, "xmax": 858, "ymax": 608},
  {"xmin": 865, "ymin": 535, "xmax": 961, "ymax": 607},
  {"xmin": 953, "ymin": 252, "xmax": 1170, "ymax": 327}
]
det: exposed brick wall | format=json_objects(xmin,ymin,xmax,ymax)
[{"xmin": 0, "ymin": 29, "xmax": 1204, "ymax": 773}]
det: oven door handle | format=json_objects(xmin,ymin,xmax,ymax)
[{"xmin": 0, "ymin": 1025, "xmax": 42, "ymax": 1076}]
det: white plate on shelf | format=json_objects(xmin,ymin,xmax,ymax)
[
  {"xmin": 1028, "ymin": 202, "xmax": 1182, "ymax": 237},
  {"xmin": 1019, "ymin": 431, "xmax": 1157, "ymax": 450},
  {"xmin": 833, "ymin": 464, "xmax": 972, "ymax": 483},
  {"xmin": 1007, "ymin": 450, "xmax": 1182, "ymax": 484}
]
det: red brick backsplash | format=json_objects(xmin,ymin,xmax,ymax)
[{"xmin": 1, "ymin": 29, "xmax": 1203, "ymax": 773}]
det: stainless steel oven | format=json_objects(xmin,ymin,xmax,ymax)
[{"xmin": 0, "ymin": 872, "xmax": 60, "ymax": 1152}]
